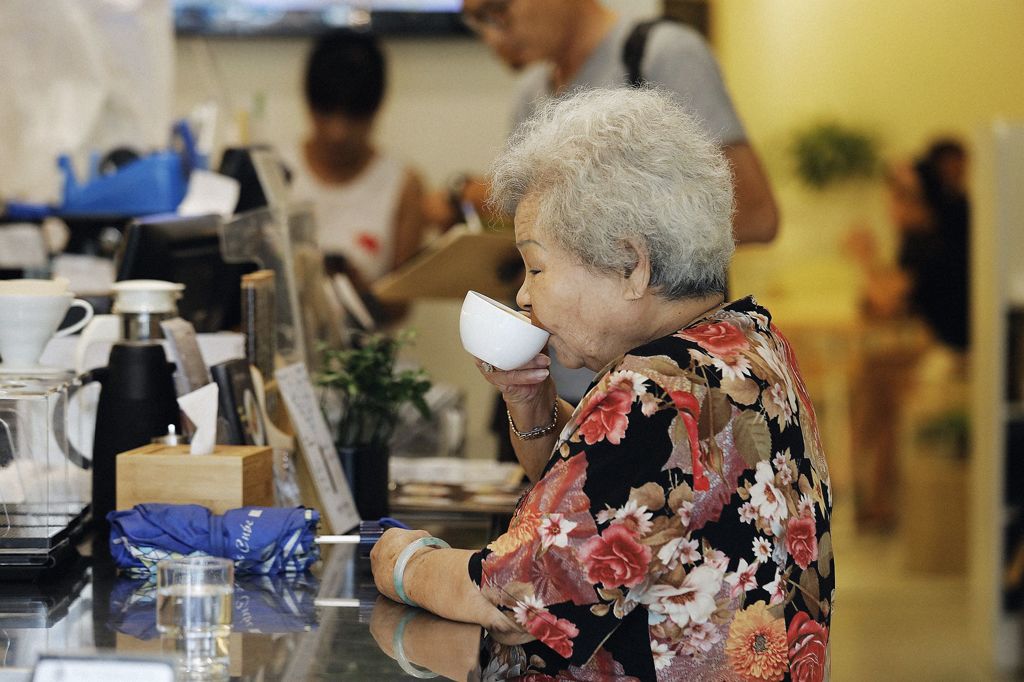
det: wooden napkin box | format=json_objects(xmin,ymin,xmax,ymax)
[{"xmin": 116, "ymin": 443, "xmax": 274, "ymax": 514}]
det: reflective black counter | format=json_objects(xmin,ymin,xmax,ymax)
[{"xmin": 0, "ymin": 542, "xmax": 478, "ymax": 681}]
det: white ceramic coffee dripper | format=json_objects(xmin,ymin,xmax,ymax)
[{"xmin": 0, "ymin": 279, "xmax": 95, "ymax": 372}]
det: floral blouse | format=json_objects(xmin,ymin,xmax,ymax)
[{"xmin": 469, "ymin": 297, "xmax": 834, "ymax": 681}]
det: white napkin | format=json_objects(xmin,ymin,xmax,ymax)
[
  {"xmin": 177, "ymin": 382, "xmax": 219, "ymax": 455},
  {"xmin": 176, "ymin": 169, "xmax": 240, "ymax": 219}
]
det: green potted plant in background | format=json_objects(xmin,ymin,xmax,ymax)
[
  {"xmin": 317, "ymin": 330, "xmax": 431, "ymax": 519},
  {"xmin": 791, "ymin": 121, "xmax": 880, "ymax": 190}
]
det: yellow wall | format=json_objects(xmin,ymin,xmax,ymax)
[
  {"xmin": 711, "ymin": 3, "xmax": 1024, "ymax": 668},
  {"xmin": 712, "ymin": 0, "xmax": 1024, "ymax": 320}
]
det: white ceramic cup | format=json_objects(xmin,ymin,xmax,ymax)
[
  {"xmin": 0, "ymin": 292, "xmax": 95, "ymax": 369},
  {"xmin": 459, "ymin": 290, "xmax": 550, "ymax": 371}
]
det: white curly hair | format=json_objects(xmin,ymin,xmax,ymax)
[{"xmin": 489, "ymin": 87, "xmax": 736, "ymax": 298}]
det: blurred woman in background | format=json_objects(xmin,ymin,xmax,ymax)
[
  {"xmin": 288, "ymin": 29, "xmax": 428, "ymax": 298},
  {"xmin": 845, "ymin": 139, "xmax": 970, "ymax": 529}
]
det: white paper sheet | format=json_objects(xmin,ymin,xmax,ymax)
[{"xmin": 176, "ymin": 169, "xmax": 240, "ymax": 218}]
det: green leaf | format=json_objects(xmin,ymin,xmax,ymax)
[
  {"xmin": 798, "ymin": 567, "xmax": 821, "ymax": 620},
  {"xmin": 697, "ymin": 389, "xmax": 731, "ymax": 439},
  {"xmin": 315, "ymin": 329, "xmax": 432, "ymax": 447},
  {"xmin": 790, "ymin": 121, "xmax": 879, "ymax": 190},
  {"xmin": 818, "ymin": 532, "xmax": 833, "ymax": 579},
  {"xmin": 732, "ymin": 411, "xmax": 772, "ymax": 468}
]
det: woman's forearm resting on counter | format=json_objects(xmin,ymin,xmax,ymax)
[
  {"xmin": 369, "ymin": 598, "xmax": 485, "ymax": 681},
  {"xmin": 371, "ymin": 531, "xmax": 525, "ymax": 637}
]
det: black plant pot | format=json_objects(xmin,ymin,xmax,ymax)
[{"xmin": 338, "ymin": 444, "xmax": 390, "ymax": 520}]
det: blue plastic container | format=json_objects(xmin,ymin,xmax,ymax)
[{"xmin": 58, "ymin": 120, "xmax": 203, "ymax": 216}]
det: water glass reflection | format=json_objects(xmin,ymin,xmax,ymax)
[
  {"xmin": 161, "ymin": 631, "xmax": 231, "ymax": 681},
  {"xmin": 157, "ymin": 556, "xmax": 234, "ymax": 679}
]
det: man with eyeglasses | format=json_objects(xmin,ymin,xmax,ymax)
[
  {"xmin": 446, "ymin": 0, "xmax": 778, "ymax": 247},
  {"xmin": 441, "ymin": 0, "xmax": 779, "ymax": 436}
]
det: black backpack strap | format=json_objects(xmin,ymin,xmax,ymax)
[{"xmin": 622, "ymin": 19, "xmax": 663, "ymax": 87}]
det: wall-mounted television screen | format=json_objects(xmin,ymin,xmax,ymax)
[{"xmin": 174, "ymin": 0, "xmax": 468, "ymax": 37}]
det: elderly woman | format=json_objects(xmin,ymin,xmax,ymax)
[{"xmin": 371, "ymin": 88, "xmax": 834, "ymax": 680}]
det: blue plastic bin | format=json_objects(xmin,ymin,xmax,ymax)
[{"xmin": 58, "ymin": 120, "xmax": 203, "ymax": 216}]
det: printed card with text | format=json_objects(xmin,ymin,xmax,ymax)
[{"xmin": 275, "ymin": 363, "xmax": 360, "ymax": 533}]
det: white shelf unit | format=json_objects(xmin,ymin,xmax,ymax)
[{"xmin": 970, "ymin": 121, "xmax": 1024, "ymax": 675}]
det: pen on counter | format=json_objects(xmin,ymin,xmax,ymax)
[
  {"xmin": 314, "ymin": 519, "xmax": 413, "ymax": 609},
  {"xmin": 315, "ymin": 516, "xmax": 411, "ymax": 544}
]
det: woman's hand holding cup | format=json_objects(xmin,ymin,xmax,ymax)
[
  {"xmin": 477, "ymin": 353, "xmax": 560, "ymax": 482},
  {"xmin": 460, "ymin": 290, "xmax": 555, "ymax": 410},
  {"xmin": 475, "ymin": 352, "xmax": 552, "ymax": 406}
]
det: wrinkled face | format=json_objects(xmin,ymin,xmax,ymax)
[
  {"xmin": 311, "ymin": 111, "xmax": 373, "ymax": 164},
  {"xmin": 514, "ymin": 193, "xmax": 630, "ymax": 371},
  {"xmin": 461, "ymin": 0, "xmax": 575, "ymax": 70}
]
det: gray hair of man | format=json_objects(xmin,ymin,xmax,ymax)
[{"xmin": 489, "ymin": 87, "xmax": 736, "ymax": 299}]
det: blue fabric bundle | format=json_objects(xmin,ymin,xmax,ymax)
[{"xmin": 107, "ymin": 504, "xmax": 320, "ymax": 575}]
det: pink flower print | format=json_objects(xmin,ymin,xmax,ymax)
[
  {"xmin": 725, "ymin": 558, "xmax": 760, "ymax": 598},
  {"xmin": 678, "ymin": 321, "xmax": 749, "ymax": 360},
  {"xmin": 579, "ymin": 524, "xmax": 651, "ymax": 589},
  {"xmin": 750, "ymin": 461, "xmax": 789, "ymax": 525},
  {"xmin": 578, "ymin": 385, "xmax": 633, "ymax": 445},
  {"xmin": 785, "ymin": 516, "xmax": 819, "ymax": 570},
  {"xmin": 538, "ymin": 513, "xmax": 578, "ymax": 550},
  {"xmin": 763, "ymin": 568, "xmax": 786, "ymax": 606}
]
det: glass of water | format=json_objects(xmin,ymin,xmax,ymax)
[{"xmin": 157, "ymin": 556, "xmax": 234, "ymax": 636}]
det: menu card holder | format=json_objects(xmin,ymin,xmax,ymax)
[{"xmin": 274, "ymin": 363, "xmax": 360, "ymax": 535}]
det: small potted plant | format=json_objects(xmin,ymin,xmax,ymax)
[
  {"xmin": 317, "ymin": 330, "xmax": 431, "ymax": 519},
  {"xmin": 790, "ymin": 121, "xmax": 880, "ymax": 189}
]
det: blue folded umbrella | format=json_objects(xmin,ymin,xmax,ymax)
[{"xmin": 107, "ymin": 504, "xmax": 320, "ymax": 576}]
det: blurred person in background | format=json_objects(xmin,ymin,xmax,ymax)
[
  {"xmin": 434, "ymin": 0, "xmax": 778, "ymax": 247},
  {"xmin": 287, "ymin": 29, "xmax": 429, "ymax": 310},
  {"xmin": 845, "ymin": 139, "xmax": 970, "ymax": 528},
  {"xmin": 901, "ymin": 140, "xmax": 970, "ymax": 352},
  {"xmin": 433, "ymin": 0, "xmax": 781, "ymax": 458}
]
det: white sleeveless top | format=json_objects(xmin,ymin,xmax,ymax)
[{"xmin": 286, "ymin": 146, "xmax": 407, "ymax": 282}]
